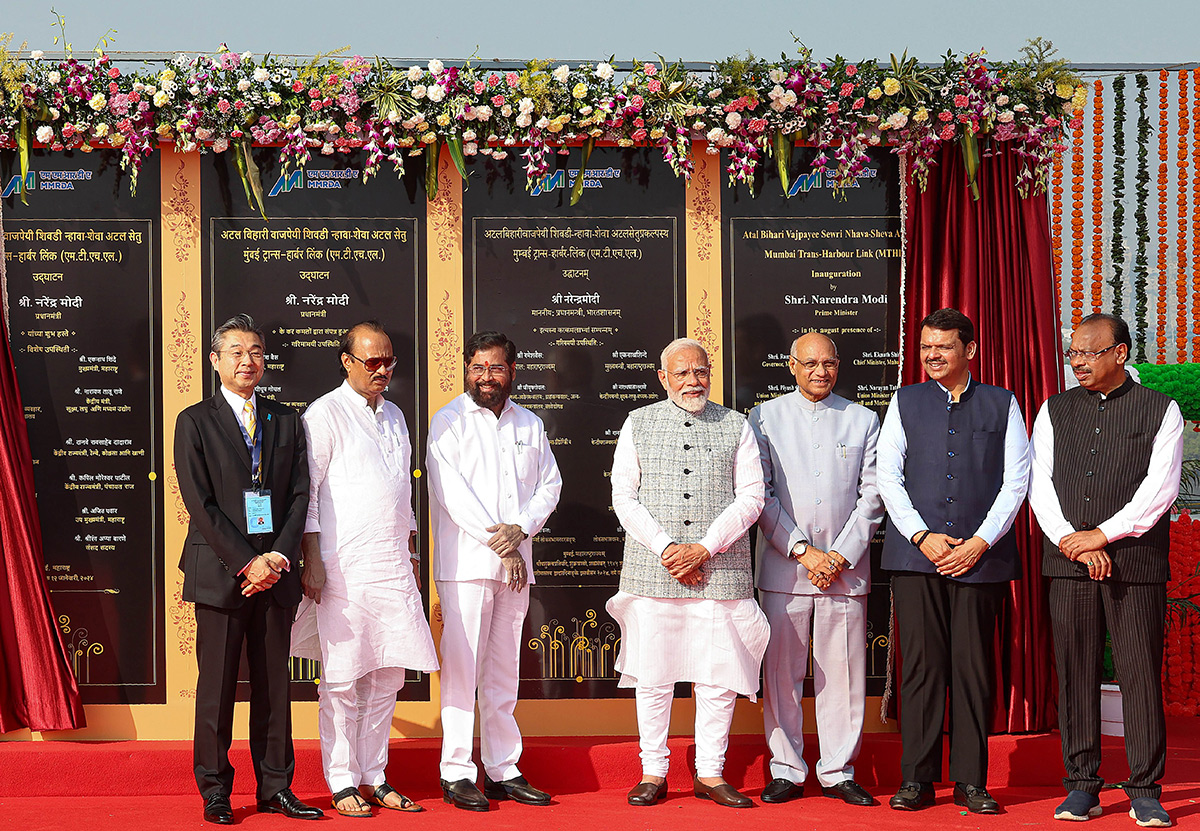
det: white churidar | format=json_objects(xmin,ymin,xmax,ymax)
[
  {"xmin": 319, "ymin": 667, "xmax": 408, "ymax": 792},
  {"xmin": 635, "ymin": 683, "xmax": 738, "ymax": 778}
]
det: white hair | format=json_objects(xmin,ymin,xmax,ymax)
[{"xmin": 660, "ymin": 337, "xmax": 708, "ymax": 370}]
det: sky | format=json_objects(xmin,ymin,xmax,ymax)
[{"xmin": 2, "ymin": 0, "xmax": 1197, "ymax": 67}]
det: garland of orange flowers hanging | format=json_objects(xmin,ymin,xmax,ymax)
[
  {"xmin": 1178, "ymin": 71, "xmax": 1190, "ymax": 363},
  {"xmin": 1091, "ymin": 79, "xmax": 1105, "ymax": 313},
  {"xmin": 1051, "ymin": 147, "xmax": 1065, "ymax": 315},
  {"xmin": 1157, "ymin": 70, "xmax": 1169, "ymax": 362},
  {"xmin": 1134, "ymin": 74, "xmax": 1151, "ymax": 362},
  {"xmin": 1071, "ymin": 101, "xmax": 1086, "ymax": 327},
  {"xmin": 1109, "ymin": 75, "xmax": 1127, "ymax": 315},
  {"xmin": 1193, "ymin": 69, "xmax": 1200, "ymax": 362}
]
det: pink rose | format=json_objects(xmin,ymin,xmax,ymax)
[
  {"xmin": 631, "ymin": 127, "xmax": 648, "ymax": 140},
  {"xmin": 487, "ymin": 74, "xmax": 501, "ymax": 88},
  {"xmin": 940, "ymin": 125, "xmax": 955, "ymax": 140},
  {"xmin": 846, "ymin": 64, "xmax": 857, "ymax": 76},
  {"xmin": 939, "ymin": 111, "xmax": 953, "ymax": 121},
  {"xmin": 647, "ymin": 79, "xmax": 661, "ymax": 93},
  {"xmin": 217, "ymin": 99, "xmax": 232, "ymax": 114},
  {"xmin": 107, "ymin": 67, "xmax": 120, "ymax": 78},
  {"xmin": 840, "ymin": 82, "xmax": 855, "ymax": 97},
  {"xmin": 506, "ymin": 72, "xmax": 519, "ymax": 88},
  {"xmin": 852, "ymin": 97, "xmax": 865, "ymax": 110},
  {"xmin": 630, "ymin": 95, "xmax": 645, "ymax": 110},
  {"xmin": 827, "ymin": 102, "xmax": 840, "ymax": 114},
  {"xmin": 644, "ymin": 63, "xmax": 657, "ymax": 76},
  {"xmin": 292, "ymin": 80, "xmax": 304, "ymax": 93},
  {"xmin": 954, "ymin": 94, "xmax": 969, "ymax": 108},
  {"xmin": 491, "ymin": 95, "xmax": 506, "ymax": 106}
]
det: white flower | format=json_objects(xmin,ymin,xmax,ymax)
[
  {"xmin": 475, "ymin": 105, "xmax": 492, "ymax": 120},
  {"xmin": 708, "ymin": 88, "xmax": 722, "ymax": 99},
  {"xmin": 769, "ymin": 68, "xmax": 786, "ymax": 84},
  {"xmin": 427, "ymin": 59, "xmax": 443, "ymax": 75},
  {"xmin": 237, "ymin": 78, "xmax": 251, "ymax": 92},
  {"xmin": 253, "ymin": 67, "xmax": 269, "ymax": 83},
  {"xmin": 782, "ymin": 90, "xmax": 797, "ymax": 108},
  {"xmin": 1014, "ymin": 102, "xmax": 1029, "ymax": 113},
  {"xmin": 189, "ymin": 85, "xmax": 200, "ymax": 96},
  {"xmin": 89, "ymin": 93, "xmax": 107, "ymax": 111},
  {"xmin": 321, "ymin": 142, "xmax": 334, "ymax": 154},
  {"xmin": 241, "ymin": 51, "xmax": 253, "ymax": 62},
  {"xmin": 706, "ymin": 126, "xmax": 726, "ymax": 143},
  {"xmin": 579, "ymin": 105, "xmax": 593, "ymax": 116},
  {"xmin": 463, "ymin": 128, "xmax": 477, "ymax": 141},
  {"xmin": 412, "ymin": 85, "xmax": 427, "ymax": 100},
  {"xmin": 407, "ymin": 65, "xmax": 423, "ymax": 82},
  {"xmin": 503, "ymin": 136, "xmax": 515, "ymax": 146},
  {"xmin": 501, "ymin": 104, "xmax": 513, "ymax": 117},
  {"xmin": 493, "ymin": 150, "xmax": 508, "ymax": 159},
  {"xmin": 174, "ymin": 53, "xmax": 190, "ymax": 67},
  {"xmin": 427, "ymin": 84, "xmax": 445, "ymax": 102},
  {"xmin": 213, "ymin": 137, "xmax": 229, "ymax": 153},
  {"xmin": 47, "ymin": 71, "xmax": 61, "ymax": 85},
  {"xmin": 595, "ymin": 62, "xmax": 614, "ymax": 81},
  {"xmin": 535, "ymin": 116, "xmax": 549, "ymax": 129},
  {"xmin": 93, "ymin": 122, "xmax": 109, "ymax": 137},
  {"xmin": 996, "ymin": 94, "xmax": 1009, "ymax": 106},
  {"xmin": 36, "ymin": 125, "xmax": 54, "ymax": 143},
  {"xmin": 997, "ymin": 110, "xmax": 1014, "ymax": 123},
  {"xmin": 49, "ymin": 107, "xmax": 60, "ymax": 120},
  {"xmin": 552, "ymin": 64, "xmax": 570, "ymax": 83},
  {"xmin": 463, "ymin": 141, "xmax": 478, "ymax": 155},
  {"xmin": 144, "ymin": 85, "xmax": 157, "ymax": 97},
  {"xmin": 725, "ymin": 111, "xmax": 742, "ymax": 129},
  {"xmin": 518, "ymin": 96, "xmax": 534, "ymax": 114},
  {"xmin": 30, "ymin": 50, "xmax": 44, "ymax": 60},
  {"xmin": 515, "ymin": 113, "xmax": 532, "ymax": 128},
  {"xmin": 153, "ymin": 90, "xmax": 169, "ymax": 107}
]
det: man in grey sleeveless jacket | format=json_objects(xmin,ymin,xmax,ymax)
[
  {"xmin": 1030, "ymin": 314, "xmax": 1182, "ymax": 827},
  {"xmin": 608, "ymin": 338, "xmax": 768, "ymax": 809}
]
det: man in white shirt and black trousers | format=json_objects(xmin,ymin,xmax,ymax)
[
  {"xmin": 1030, "ymin": 313, "xmax": 1182, "ymax": 828},
  {"xmin": 427, "ymin": 331, "xmax": 562, "ymax": 812}
]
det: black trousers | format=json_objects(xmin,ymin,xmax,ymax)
[
  {"xmin": 892, "ymin": 573, "xmax": 1005, "ymax": 786},
  {"xmin": 1048, "ymin": 577, "xmax": 1166, "ymax": 799},
  {"xmin": 193, "ymin": 593, "xmax": 297, "ymax": 800}
]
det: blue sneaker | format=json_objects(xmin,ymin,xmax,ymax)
[
  {"xmin": 1053, "ymin": 790, "xmax": 1101, "ymax": 821},
  {"xmin": 1128, "ymin": 797, "xmax": 1171, "ymax": 827}
]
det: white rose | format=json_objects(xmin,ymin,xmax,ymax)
[
  {"xmin": 886, "ymin": 112, "xmax": 908, "ymax": 129},
  {"xmin": 241, "ymin": 51, "xmax": 253, "ymax": 62},
  {"xmin": 998, "ymin": 110, "xmax": 1014, "ymax": 123},
  {"xmin": 412, "ymin": 85, "xmax": 427, "ymax": 99},
  {"xmin": 552, "ymin": 64, "xmax": 570, "ymax": 83},
  {"xmin": 535, "ymin": 116, "xmax": 549, "ymax": 129},
  {"xmin": 579, "ymin": 105, "xmax": 593, "ymax": 116},
  {"xmin": 321, "ymin": 142, "xmax": 334, "ymax": 154},
  {"xmin": 463, "ymin": 141, "xmax": 478, "ymax": 155},
  {"xmin": 595, "ymin": 62, "xmax": 614, "ymax": 81},
  {"xmin": 475, "ymin": 105, "xmax": 492, "ymax": 120},
  {"xmin": 501, "ymin": 104, "xmax": 513, "ymax": 117},
  {"xmin": 996, "ymin": 94, "xmax": 1009, "ymax": 106},
  {"xmin": 725, "ymin": 111, "xmax": 742, "ymax": 129},
  {"xmin": 463, "ymin": 129, "xmax": 477, "ymax": 141},
  {"xmin": 213, "ymin": 137, "xmax": 229, "ymax": 153},
  {"xmin": 515, "ymin": 113, "xmax": 532, "ymax": 128},
  {"xmin": 36, "ymin": 125, "xmax": 54, "ymax": 143},
  {"xmin": 47, "ymin": 71, "xmax": 61, "ymax": 84},
  {"xmin": 427, "ymin": 59, "xmax": 444, "ymax": 75},
  {"xmin": 237, "ymin": 78, "xmax": 251, "ymax": 92},
  {"xmin": 254, "ymin": 67, "xmax": 269, "ymax": 83},
  {"xmin": 769, "ymin": 68, "xmax": 786, "ymax": 84},
  {"xmin": 706, "ymin": 127, "xmax": 726, "ymax": 143},
  {"xmin": 518, "ymin": 97, "xmax": 534, "ymax": 114},
  {"xmin": 153, "ymin": 90, "xmax": 169, "ymax": 107},
  {"xmin": 407, "ymin": 65, "xmax": 423, "ymax": 82},
  {"xmin": 30, "ymin": 50, "xmax": 44, "ymax": 60},
  {"xmin": 1014, "ymin": 103, "xmax": 1029, "ymax": 113},
  {"xmin": 189, "ymin": 85, "xmax": 200, "ymax": 95},
  {"xmin": 493, "ymin": 150, "xmax": 508, "ymax": 159},
  {"xmin": 427, "ymin": 84, "xmax": 445, "ymax": 102}
]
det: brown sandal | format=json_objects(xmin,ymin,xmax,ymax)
[
  {"xmin": 332, "ymin": 786, "xmax": 372, "ymax": 818},
  {"xmin": 363, "ymin": 782, "xmax": 423, "ymax": 812}
]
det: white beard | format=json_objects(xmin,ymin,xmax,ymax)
[{"xmin": 668, "ymin": 386, "xmax": 708, "ymax": 414}]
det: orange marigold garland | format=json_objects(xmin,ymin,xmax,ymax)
[
  {"xmin": 1193, "ymin": 69, "xmax": 1200, "ymax": 362},
  {"xmin": 1071, "ymin": 99, "xmax": 1086, "ymax": 328},
  {"xmin": 1092, "ymin": 79, "xmax": 1105, "ymax": 313},
  {"xmin": 1052, "ymin": 146, "xmax": 1065, "ymax": 317},
  {"xmin": 1157, "ymin": 70, "xmax": 1169, "ymax": 363},
  {"xmin": 1178, "ymin": 71, "xmax": 1190, "ymax": 363}
]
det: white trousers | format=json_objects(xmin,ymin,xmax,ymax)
[
  {"xmin": 761, "ymin": 591, "xmax": 866, "ymax": 787},
  {"xmin": 436, "ymin": 579, "xmax": 528, "ymax": 782},
  {"xmin": 635, "ymin": 682, "xmax": 738, "ymax": 779},
  {"xmin": 318, "ymin": 666, "xmax": 406, "ymax": 792}
]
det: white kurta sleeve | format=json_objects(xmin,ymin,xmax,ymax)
[
  {"xmin": 1028, "ymin": 402, "xmax": 1075, "ymax": 546},
  {"xmin": 876, "ymin": 391, "xmax": 926, "ymax": 542},
  {"xmin": 302, "ymin": 405, "xmax": 334, "ymax": 535},
  {"xmin": 426, "ymin": 412, "xmax": 501, "ymax": 546},
  {"xmin": 515, "ymin": 423, "xmax": 563, "ymax": 537},
  {"xmin": 1096, "ymin": 401, "xmax": 1184, "ymax": 542},
  {"xmin": 972, "ymin": 394, "xmax": 1031, "ymax": 546},
  {"xmin": 611, "ymin": 416, "xmax": 675, "ymax": 556}
]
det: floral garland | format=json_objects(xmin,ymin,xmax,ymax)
[
  {"xmin": 1193, "ymin": 69, "xmax": 1200, "ymax": 363},
  {"xmin": 1157, "ymin": 70, "xmax": 1169, "ymax": 363},
  {"xmin": 1178, "ymin": 70, "xmax": 1190, "ymax": 363},
  {"xmin": 1090, "ymin": 79, "xmax": 1104, "ymax": 314},
  {"xmin": 1051, "ymin": 148, "xmax": 1064, "ymax": 315},
  {"xmin": 1070, "ymin": 101, "xmax": 1085, "ymax": 327},
  {"xmin": 0, "ymin": 39, "xmax": 1083, "ymax": 202},
  {"xmin": 1133, "ymin": 73, "xmax": 1151, "ymax": 363},
  {"xmin": 1109, "ymin": 75, "xmax": 1126, "ymax": 316}
]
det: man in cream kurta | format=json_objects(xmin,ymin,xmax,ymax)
[
  {"xmin": 749, "ymin": 333, "xmax": 884, "ymax": 807},
  {"xmin": 427, "ymin": 331, "xmax": 562, "ymax": 812},
  {"xmin": 293, "ymin": 321, "xmax": 438, "ymax": 817},
  {"xmin": 609, "ymin": 338, "xmax": 768, "ymax": 809}
]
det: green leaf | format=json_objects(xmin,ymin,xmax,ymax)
[
  {"xmin": 959, "ymin": 132, "xmax": 981, "ymax": 201},
  {"xmin": 569, "ymin": 136, "xmax": 596, "ymax": 207},
  {"xmin": 772, "ymin": 129, "xmax": 793, "ymax": 197},
  {"xmin": 240, "ymin": 137, "xmax": 268, "ymax": 220},
  {"xmin": 445, "ymin": 135, "xmax": 468, "ymax": 192},
  {"xmin": 17, "ymin": 108, "xmax": 29, "ymax": 206},
  {"xmin": 425, "ymin": 140, "xmax": 440, "ymax": 200}
]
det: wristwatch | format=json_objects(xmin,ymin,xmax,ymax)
[{"xmin": 791, "ymin": 541, "xmax": 809, "ymax": 560}]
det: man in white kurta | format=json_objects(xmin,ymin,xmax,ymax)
[
  {"xmin": 427, "ymin": 331, "xmax": 562, "ymax": 812},
  {"xmin": 608, "ymin": 338, "xmax": 768, "ymax": 809},
  {"xmin": 293, "ymin": 322, "xmax": 438, "ymax": 817},
  {"xmin": 749, "ymin": 333, "xmax": 884, "ymax": 807}
]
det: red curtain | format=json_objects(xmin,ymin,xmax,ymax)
[
  {"xmin": 903, "ymin": 142, "xmax": 1061, "ymax": 733},
  {"xmin": 0, "ymin": 206, "xmax": 85, "ymax": 733}
]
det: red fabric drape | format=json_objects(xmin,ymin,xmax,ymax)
[
  {"xmin": 902, "ymin": 143, "xmax": 1060, "ymax": 733},
  {"xmin": 0, "ymin": 204, "xmax": 86, "ymax": 733}
]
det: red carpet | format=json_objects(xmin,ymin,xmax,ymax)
[{"xmin": 1, "ymin": 719, "xmax": 1197, "ymax": 828}]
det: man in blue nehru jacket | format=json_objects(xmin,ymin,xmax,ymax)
[{"xmin": 877, "ymin": 308, "xmax": 1030, "ymax": 815}]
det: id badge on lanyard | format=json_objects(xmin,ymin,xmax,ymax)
[{"xmin": 244, "ymin": 487, "xmax": 273, "ymax": 535}]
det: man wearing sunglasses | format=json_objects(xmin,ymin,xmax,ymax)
[
  {"xmin": 427, "ymin": 331, "xmax": 562, "ymax": 811},
  {"xmin": 1030, "ymin": 314, "xmax": 1182, "ymax": 827},
  {"xmin": 293, "ymin": 320, "xmax": 438, "ymax": 817}
]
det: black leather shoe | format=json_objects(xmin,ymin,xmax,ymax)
[
  {"xmin": 889, "ymin": 781, "xmax": 935, "ymax": 810},
  {"xmin": 953, "ymin": 783, "xmax": 1000, "ymax": 814},
  {"xmin": 203, "ymin": 793, "xmax": 234, "ymax": 825},
  {"xmin": 823, "ymin": 779, "xmax": 875, "ymax": 806},
  {"xmin": 761, "ymin": 778, "xmax": 803, "ymax": 803},
  {"xmin": 257, "ymin": 788, "xmax": 324, "ymax": 819},
  {"xmin": 693, "ymin": 777, "xmax": 752, "ymax": 808},
  {"xmin": 484, "ymin": 774, "xmax": 552, "ymax": 805},
  {"xmin": 627, "ymin": 780, "xmax": 668, "ymax": 806},
  {"xmin": 440, "ymin": 778, "xmax": 490, "ymax": 812}
]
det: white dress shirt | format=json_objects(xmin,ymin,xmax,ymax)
[
  {"xmin": 291, "ymin": 381, "xmax": 437, "ymax": 684},
  {"xmin": 611, "ymin": 415, "xmax": 764, "ymax": 557},
  {"xmin": 1029, "ymin": 395, "xmax": 1183, "ymax": 546},
  {"xmin": 877, "ymin": 376, "xmax": 1030, "ymax": 545},
  {"xmin": 427, "ymin": 393, "xmax": 562, "ymax": 583}
]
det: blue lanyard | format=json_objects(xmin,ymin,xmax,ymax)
[{"xmin": 236, "ymin": 411, "xmax": 264, "ymax": 488}]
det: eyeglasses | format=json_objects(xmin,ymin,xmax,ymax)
[
  {"xmin": 346, "ymin": 353, "xmax": 398, "ymax": 372},
  {"xmin": 220, "ymin": 348, "xmax": 265, "ymax": 363},
  {"xmin": 1064, "ymin": 344, "xmax": 1118, "ymax": 361},
  {"xmin": 668, "ymin": 367, "xmax": 711, "ymax": 381},
  {"xmin": 467, "ymin": 364, "xmax": 510, "ymax": 377},
  {"xmin": 791, "ymin": 357, "xmax": 840, "ymax": 371}
]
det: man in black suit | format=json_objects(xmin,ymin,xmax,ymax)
[{"xmin": 175, "ymin": 314, "xmax": 322, "ymax": 824}]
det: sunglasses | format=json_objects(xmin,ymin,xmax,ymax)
[{"xmin": 346, "ymin": 353, "xmax": 398, "ymax": 372}]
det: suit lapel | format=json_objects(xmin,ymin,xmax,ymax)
[
  {"xmin": 211, "ymin": 394, "xmax": 253, "ymax": 472},
  {"xmin": 259, "ymin": 400, "xmax": 277, "ymax": 480}
]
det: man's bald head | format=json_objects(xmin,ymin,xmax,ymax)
[
  {"xmin": 790, "ymin": 332, "xmax": 838, "ymax": 359},
  {"xmin": 788, "ymin": 332, "xmax": 840, "ymax": 402}
]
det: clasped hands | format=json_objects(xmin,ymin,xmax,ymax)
[
  {"xmin": 487, "ymin": 523, "xmax": 528, "ymax": 592},
  {"xmin": 661, "ymin": 542, "xmax": 710, "ymax": 585},
  {"xmin": 1059, "ymin": 528, "xmax": 1111, "ymax": 581},
  {"xmin": 913, "ymin": 532, "xmax": 990, "ymax": 578},
  {"xmin": 241, "ymin": 551, "xmax": 287, "ymax": 596},
  {"xmin": 796, "ymin": 545, "xmax": 847, "ymax": 590}
]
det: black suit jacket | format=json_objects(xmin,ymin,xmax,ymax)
[{"xmin": 175, "ymin": 392, "xmax": 309, "ymax": 609}]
